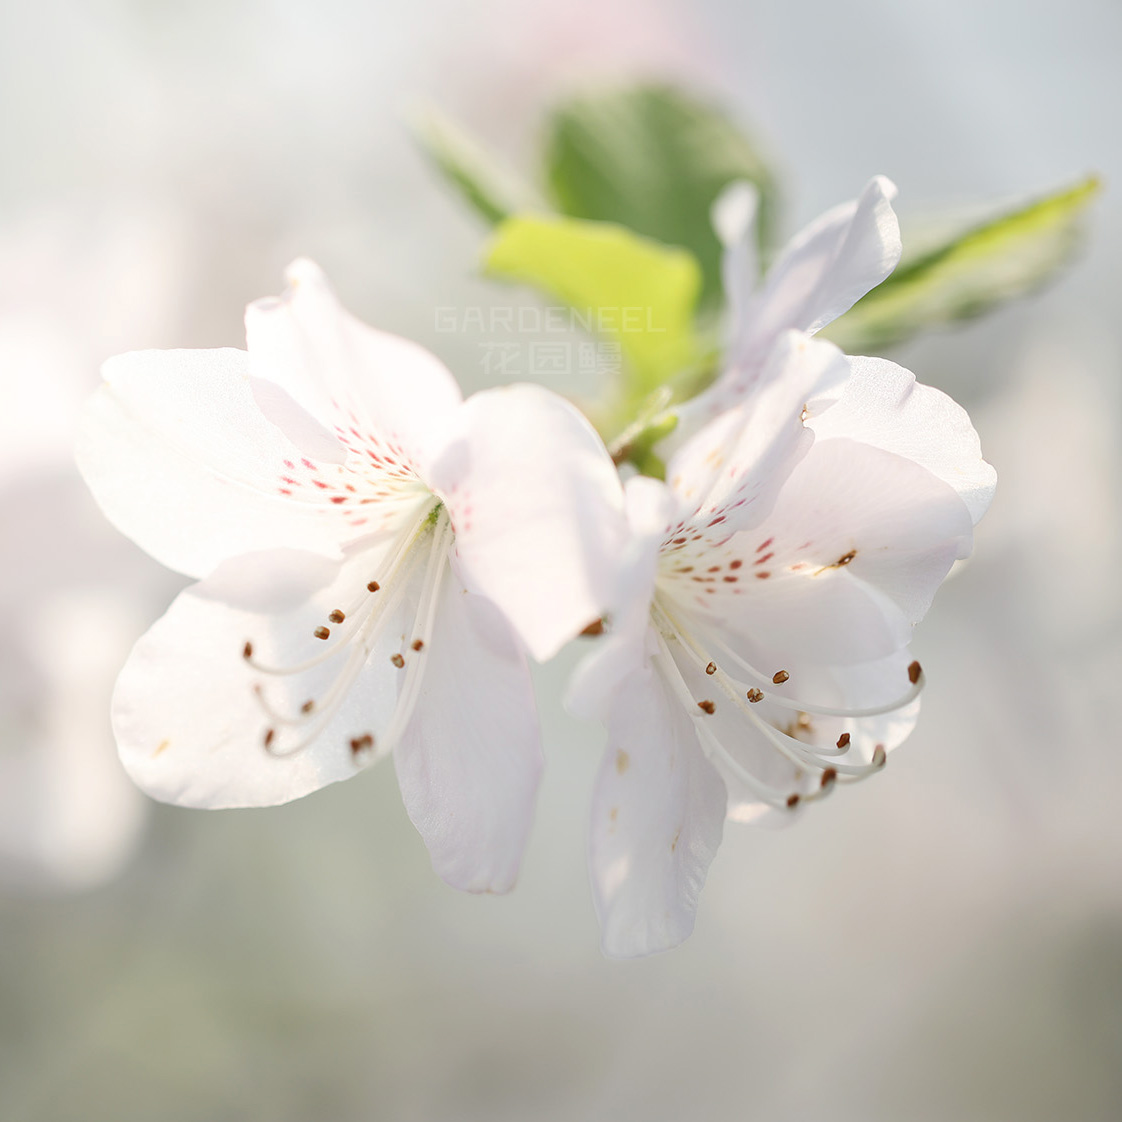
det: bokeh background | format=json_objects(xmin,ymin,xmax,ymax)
[{"xmin": 1, "ymin": 1, "xmax": 1120, "ymax": 1119}]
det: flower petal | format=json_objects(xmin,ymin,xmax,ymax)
[
  {"xmin": 744, "ymin": 175, "xmax": 901, "ymax": 346},
  {"xmin": 245, "ymin": 259, "xmax": 462, "ymax": 476},
  {"xmin": 809, "ymin": 356, "xmax": 997, "ymax": 528},
  {"xmin": 394, "ymin": 577, "xmax": 541, "ymax": 894},
  {"xmin": 665, "ymin": 333, "xmax": 847, "ymax": 539},
  {"xmin": 430, "ymin": 383, "xmax": 628, "ymax": 662},
  {"xmin": 677, "ymin": 178, "xmax": 900, "ymax": 435},
  {"xmin": 712, "ymin": 180, "xmax": 760, "ymax": 352},
  {"xmin": 565, "ymin": 475, "xmax": 675, "ymax": 722},
  {"xmin": 113, "ymin": 540, "xmax": 421, "ymax": 809},
  {"xmin": 590, "ymin": 662, "xmax": 727, "ymax": 958},
  {"xmin": 682, "ymin": 438, "xmax": 973, "ymax": 667},
  {"xmin": 76, "ymin": 347, "xmax": 377, "ymax": 579}
]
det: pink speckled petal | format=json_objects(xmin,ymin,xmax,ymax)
[
  {"xmin": 75, "ymin": 348, "xmax": 402, "ymax": 579},
  {"xmin": 664, "ymin": 333, "xmax": 847, "ymax": 546},
  {"xmin": 686, "ymin": 438, "xmax": 973, "ymax": 667},
  {"xmin": 245, "ymin": 259, "xmax": 463, "ymax": 479}
]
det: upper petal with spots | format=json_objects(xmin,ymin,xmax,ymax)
[
  {"xmin": 75, "ymin": 347, "xmax": 397, "ymax": 579},
  {"xmin": 245, "ymin": 259, "xmax": 463, "ymax": 480}
]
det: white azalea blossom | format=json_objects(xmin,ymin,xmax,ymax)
[
  {"xmin": 569, "ymin": 330, "xmax": 996, "ymax": 957},
  {"xmin": 674, "ymin": 175, "xmax": 902, "ymax": 441},
  {"xmin": 76, "ymin": 259, "xmax": 623, "ymax": 894}
]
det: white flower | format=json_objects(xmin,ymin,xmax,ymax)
[
  {"xmin": 76, "ymin": 259, "xmax": 623, "ymax": 894},
  {"xmin": 675, "ymin": 176, "xmax": 902, "ymax": 440},
  {"xmin": 569, "ymin": 331, "xmax": 996, "ymax": 956}
]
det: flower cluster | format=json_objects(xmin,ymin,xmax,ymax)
[{"xmin": 77, "ymin": 178, "xmax": 994, "ymax": 955}]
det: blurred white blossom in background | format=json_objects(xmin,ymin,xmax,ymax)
[{"xmin": 0, "ymin": 209, "xmax": 192, "ymax": 891}]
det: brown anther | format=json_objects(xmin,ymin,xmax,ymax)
[
  {"xmin": 367, "ymin": 581, "xmax": 381, "ymax": 592},
  {"xmin": 314, "ymin": 626, "xmax": 330, "ymax": 640},
  {"xmin": 697, "ymin": 700, "xmax": 716, "ymax": 715},
  {"xmin": 328, "ymin": 609, "xmax": 346, "ymax": 624},
  {"xmin": 349, "ymin": 733, "xmax": 374, "ymax": 756},
  {"xmin": 391, "ymin": 653, "xmax": 405, "ymax": 669},
  {"xmin": 836, "ymin": 732, "xmax": 851, "ymax": 749},
  {"xmin": 836, "ymin": 549, "xmax": 857, "ymax": 567},
  {"xmin": 580, "ymin": 618, "xmax": 605, "ymax": 637},
  {"xmin": 301, "ymin": 699, "xmax": 315, "ymax": 714},
  {"xmin": 772, "ymin": 670, "xmax": 790, "ymax": 684},
  {"xmin": 242, "ymin": 641, "xmax": 254, "ymax": 660},
  {"xmin": 411, "ymin": 639, "xmax": 424, "ymax": 652},
  {"xmin": 872, "ymin": 744, "xmax": 887, "ymax": 768},
  {"xmin": 820, "ymin": 767, "xmax": 837, "ymax": 790},
  {"xmin": 786, "ymin": 793, "xmax": 801, "ymax": 809},
  {"xmin": 705, "ymin": 661, "xmax": 717, "ymax": 675},
  {"xmin": 746, "ymin": 688, "xmax": 764, "ymax": 703},
  {"xmin": 263, "ymin": 728, "xmax": 275, "ymax": 749},
  {"xmin": 908, "ymin": 660, "xmax": 922, "ymax": 684}
]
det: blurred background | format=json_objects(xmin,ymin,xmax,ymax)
[{"xmin": 1, "ymin": 0, "xmax": 1119, "ymax": 1119}]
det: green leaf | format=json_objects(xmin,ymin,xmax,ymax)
[
  {"xmin": 541, "ymin": 83, "xmax": 779, "ymax": 314},
  {"xmin": 412, "ymin": 107, "xmax": 536, "ymax": 226},
  {"xmin": 824, "ymin": 176, "xmax": 1102, "ymax": 353},
  {"xmin": 483, "ymin": 214, "xmax": 704, "ymax": 433}
]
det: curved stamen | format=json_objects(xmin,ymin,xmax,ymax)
[
  {"xmin": 378, "ymin": 512, "xmax": 452, "ymax": 750},
  {"xmin": 652, "ymin": 634, "xmax": 802, "ymax": 813},
  {"xmin": 652, "ymin": 602, "xmax": 888, "ymax": 792},
  {"xmin": 244, "ymin": 509, "xmax": 435, "ymax": 679},
  {"xmin": 658, "ymin": 597, "xmax": 925, "ymax": 718},
  {"xmin": 259, "ymin": 539, "xmax": 427, "ymax": 757},
  {"xmin": 259, "ymin": 509, "xmax": 453, "ymax": 761}
]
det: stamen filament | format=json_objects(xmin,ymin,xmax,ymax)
[
  {"xmin": 379, "ymin": 512, "xmax": 452, "ymax": 749},
  {"xmin": 254, "ymin": 502, "xmax": 445, "ymax": 758},
  {"xmin": 651, "ymin": 602, "xmax": 888, "ymax": 794},
  {"xmin": 659, "ymin": 598, "xmax": 925, "ymax": 718},
  {"xmin": 652, "ymin": 634, "xmax": 800, "ymax": 812},
  {"xmin": 261, "ymin": 542, "xmax": 425, "ymax": 756},
  {"xmin": 246, "ymin": 502, "xmax": 437, "ymax": 678}
]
